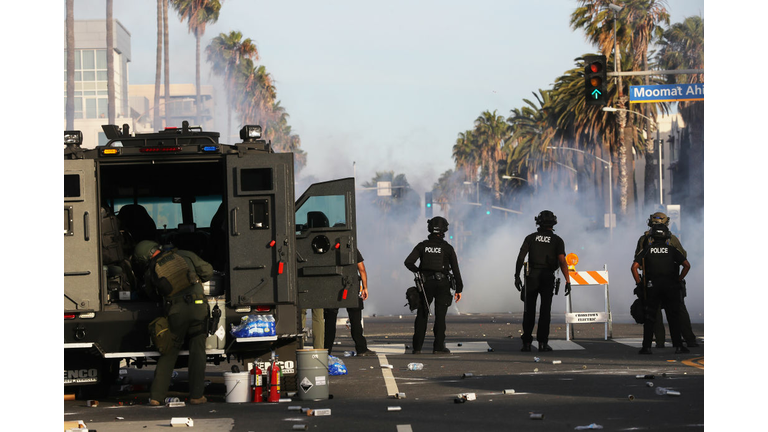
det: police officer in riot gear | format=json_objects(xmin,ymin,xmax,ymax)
[
  {"xmin": 404, "ymin": 216, "xmax": 464, "ymax": 354},
  {"xmin": 514, "ymin": 210, "xmax": 570, "ymax": 352},
  {"xmin": 135, "ymin": 240, "xmax": 213, "ymax": 405},
  {"xmin": 631, "ymin": 223, "xmax": 691, "ymax": 355},
  {"xmin": 634, "ymin": 212, "xmax": 698, "ymax": 348}
]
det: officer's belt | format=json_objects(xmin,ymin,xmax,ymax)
[
  {"xmin": 425, "ymin": 272, "xmax": 448, "ymax": 281},
  {"xmin": 165, "ymin": 291, "xmax": 205, "ymax": 305}
]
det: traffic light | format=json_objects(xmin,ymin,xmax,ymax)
[
  {"xmin": 584, "ymin": 55, "xmax": 607, "ymax": 106},
  {"xmin": 425, "ymin": 191, "xmax": 433, "ymax": 218}
]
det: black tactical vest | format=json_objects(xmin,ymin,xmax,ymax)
[{"xmin": 420, "ymin": 238, "xmax": 446, "ymax": 272}]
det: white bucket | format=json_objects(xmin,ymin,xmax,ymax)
[{"xmin": 223, "ymin": 372, "xmax": 251, "ymax": 403}]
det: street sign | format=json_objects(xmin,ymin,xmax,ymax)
[
  {"xmin": 629, "ymin": 83, "xmax": 703, "ymax": 103},
  {"xmin": 377, "ymin": 181, "xmax": 392, "ymax": 196}
]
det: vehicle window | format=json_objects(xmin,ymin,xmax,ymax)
[
  {"xmin": 115, "ymin": 197, "xmax": 181, "ymax": 229},
  {"xmin": 296, "ymin": 195, "xmax": 346, "ymax": 233},
  {"xmin": 192, "ymin": 195, "xmax": 222, "ymax": 228},
  {"xmin": 64, "ymin": 174, "xmax": 81, "ymax": 198},
  {"xmin": 113, "ymin": 195, "xmax": 222, "ymax": 229}
]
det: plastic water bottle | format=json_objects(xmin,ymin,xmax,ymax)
[
  {"xmin": 267, "ymin": 315, "xmax": 276, "ymax": 336},
  {"xmin": 407, "ymin": 363, "xmax": 423, "ymax": 371}
]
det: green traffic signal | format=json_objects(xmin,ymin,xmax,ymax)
[{"xmin": 584, "ymin": 55, "xmax": 607, "ymax": 106}]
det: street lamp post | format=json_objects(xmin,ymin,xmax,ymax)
[
  {"xmin": 603, "ymin": 106, "xmax": 663, "ymax": 205},
  {"xmin": 547, "ymin": 146, "xmax": 613, "ymax": 240},
  {"xmin": 608, "ymin": 3, "xmax": 628, "ymax": 215}
]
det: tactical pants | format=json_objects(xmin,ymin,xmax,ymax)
[
  {"xmin": 653, "ymin": 301, "xmax": 697, "ymax": 346},
  {"xmin": 150, "ymin": 295, "xmax": 208, "ymax": 402},
  {"xmin": 642, "ymin": 283, "xmax": 683, "ymax": 349},
  {"xmin": 413, "ymin": 278, "xmax": 452, "ymax": 352},
  {"xmin": 325, "ymin": 297, "xmax": 368, "ymax": 355},
  {"xmin": 301, "ymin": 309, "xmax": 325, "ymax": 349},
  {"xmin": 521, "ymin": 269, "xmax": 555, "ymax": 345}
]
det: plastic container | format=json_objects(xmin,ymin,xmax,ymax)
[
  {"xmin": 224, "ymin": 372, "xmax": 251, "ymax": 403},
  {"xmin": 407, "ymin": 363, "xmax": 423, "ymax": 371}
]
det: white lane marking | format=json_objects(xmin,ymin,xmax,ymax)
[
  {"xmin": 396, "ymin": 425, "xmax": 413, "ymax": 432},
  {"xmin": 378, "ymin": 354, "xmax": 400, "ymax": 396}
]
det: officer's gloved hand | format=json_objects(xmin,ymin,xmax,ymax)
[
  {"xmin": 514, "ymin": 275, "xmax": 522, "ymax": 292},
  {"xmin": 634, "ymin": 282, "xmax": 643, "ymax": 297},
  {"xmin": 564, "ymin": 282, "xmax": 571, "ymax": 296}
]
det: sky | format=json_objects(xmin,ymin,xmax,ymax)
[{"xmin": 65, "ymin": 0, "xmax": 705, "ymax": 191}]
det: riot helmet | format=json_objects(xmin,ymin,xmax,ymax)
[
  {"xmin": 134, "ymin": 240, "xmax": 160, "ymax": 264},
  {"xmin": 649, "ymin": 223, "xmax": 671, "ymax": 241},
  {"xmin": 648, "ymin": 212, "xmax": 670, "ymax": 227},
  {"xmin": 535, "ymin": 210, "xmax": 557, "ymax": 228},
  {"xmin": 427, "ymin": 216, "xmax": 449, "ymax": 234}
]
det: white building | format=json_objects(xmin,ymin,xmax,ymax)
[
  {"xmin": 633, "ymin": 112, "xmax": 686, "ymax": 211},
  {"xmin": 129, "ymin": 84, "xmax": 216, "ymax": 134},
  {"xmin": 64, "ymin": 19, "xmax": 132, "ymax": 148}
]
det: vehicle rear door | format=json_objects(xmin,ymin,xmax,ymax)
[
  {"xmin": 64, "ymin": 159, "xmax": 100, "ymax": 311},
  {"xmin": 295, "ymin": 178, "xmax": 359, "ymax": 309},
  {"xmin": 225, "ymin": 152, "xmax": 295, "ymax": 306}
]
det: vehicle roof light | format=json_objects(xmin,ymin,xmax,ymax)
[
  {"xmin": 240, "ymin": 125, "xmax": 262, "ymax": 141},
  {"xmin": 201, "ymin": 145, "xmax": 219, "ymax": 152},
  {"xmin": 140, "ymin": 146, "xmax": 182, "ymax": 153},
  {"xmin": 64, "ymin": 131, "xmax": 83, "ymax": 146}
]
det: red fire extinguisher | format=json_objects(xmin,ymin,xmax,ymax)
[
  {"xmin": 250, "ymin": 363, "xmax": 263, "ymax": 403},
  {"xmin": 267, "ymin": 356, "xmax": 281, "ymax": 402}
]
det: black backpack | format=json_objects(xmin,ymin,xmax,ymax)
[
  {"xmin": 101, "ymin": 207, "xmax": 125, "ymax": 265},
  {"xmin": 404, "ymin": 286, "xmax": 422, "ymax": 312}
]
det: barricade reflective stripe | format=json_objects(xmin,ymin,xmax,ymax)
[{"xmin": 568, "ymin": 270, "xmax": 609, "ymax": 285}]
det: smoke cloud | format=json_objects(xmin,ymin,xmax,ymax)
[{"xmin": 310, "ymin": 167, "xmax": 704, "ymax": 325}]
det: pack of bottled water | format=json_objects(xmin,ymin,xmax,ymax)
[{"xmin": 230, "ymin": 314, "xmax": 276, "ymax": 338}]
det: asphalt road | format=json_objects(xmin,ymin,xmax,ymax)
[{"xmin": 64, "ymin": 313, "xmax": 704, "ymax": 431}]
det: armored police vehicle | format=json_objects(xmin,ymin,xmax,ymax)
[{"xmin": 64, "ymin": 122, "xmax": 360, "ymax": 396}]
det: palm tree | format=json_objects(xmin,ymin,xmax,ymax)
[
  {"xmin": 106, "ymin": 0, "xmax": 116, "ymax": 124},
  {"xmin": 506, "ymin": 90, "xmax": 558, "ymax": 188},
  {"xmin": 570, "ymin": 0, "xmax": 670, "ymax": 216},
  {"xmin": 206, "ymin": 31, "xmax": 259, "ymax": 141},
  {"xmin": 234, "ymin": 60, "xmax": 275, "ymax": 127},
  {"xmin": 452, "ymin": 130, "xmax": 478, "ymax": 183},
  {"xmin": 163, "ymin": 0, "xmax": 171, "ymax": 127},
  {"xmin": 66, "ymin": 0, "xmax": 75, "ymax": 130},
  {"xmin": 473, "ymin": 110, "xmax": 510, "ymax": 199},
  {"xmin": 153, "ymin": 0, "xmax": 163, "ymax": 131},
  {"xmin": 171, "ymin": 0, "xmax": 222, "ymax": 126},
  {"xmin": 656, "ymin": 16, "xmax": 704, "ymax": 211},
  {"xmin": 432, "ymin": 169, "xmax": 466, "ymax": 218}
]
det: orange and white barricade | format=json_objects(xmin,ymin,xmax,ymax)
[{"xmin": 564, "ymin": 254, "xmax": 612, "ymax": 340}]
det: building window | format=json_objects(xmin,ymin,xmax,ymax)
[{"xmin": 64, "ymin": 49, "xmax": 110, "ymax": 120}]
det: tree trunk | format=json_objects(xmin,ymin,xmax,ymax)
[
  {"xmin": 617, "ymin": 96, "xmax": 629, "ymax": 216},
  {"xmin": 153, "ymin": 0, "xmax": 162, "ymax": 131},
  {"xmin": 163, "ymin": 0, "xmax": 171, "ymax": 127},
  {"xmin": 196, "ymin": 32, "xmax": 202, "ymax": 126},
  {"xmin": 66, "ymin": 0, "xmax": 75, "ymax": 130},
  {"xmin": 106, "ymin": 0, "xmax": 115, "ymax": 125}
]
